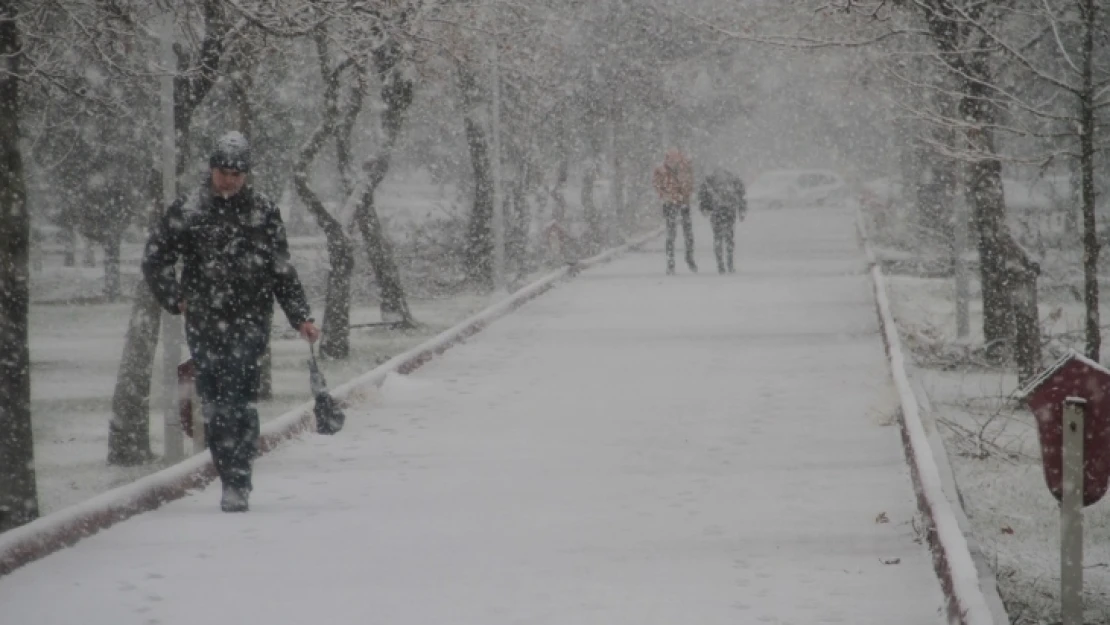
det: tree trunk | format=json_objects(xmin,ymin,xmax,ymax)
[
  {"xmin": 295, "ymin": 32, "xmax": 355, "ymax": 359},
  {"xmin": 104, "ymin": 233, "xmax": 122, "ymax": 301},
  {"xmin": 921, "ymin": 3, "xmax": 1012, "ymax": 355},
  {"xmin": 1079, "ymin": 0, "xmax": 1100, "ymax": 360},
  {"xmin": 506, "ymin": 159, "xmax": 530, "ymax": 278},
  {"xmin": 932, "ymin": 96, "xmax": 958, "ymax": 249},
  {"xmin": 1067, "ymin": 159, "xmax": 1082, "ymax": 239},
  {"xmin": 83, "ymin": 237, "xmax": 97, "ymax": 267},
  {"xmin": 171, "ymin": 0, "xmax": 226, "ymax": 176},
  {"xmin": 501, "ymin": 139, "xmax": 531, "ymax": 279},
  {"xmin": 108, "ymin": 0, "xmax": 228, "ymax": 465},
  {"xmin": 354, "ymin": 185, "xmax": 412, "ymax": 325},
  {"xmin": 63, "ymin": 225, "xmax": 76, "ymax": 267},
  {"xmin": 334, "ymin": 78, "xmax": 364, "ymax": 201},
  {"xmin": 552, "ymin": 154, "xmax": 569, "ymax": 226},
  {"xmin": 298, "ymin": 188, "xmax": 353, "ymax": 359},
  {"xmin": 108, "ymin": 283, "xmax": 159, "ymax": 465},
  {"xmin": 935, "ymin": 86, "xmax": 969, "ymax": 336},
  {"xmin": 613, "ymin": 139, "xmax": 629, "ymax": 236},
  {"xmin": 294, "ymin": 185, "xmax": 353, "ymax": 359},
  {"xmin": 1010, "ymin": 262, "xmax": 1041, "ymax": 386},
  {"xmin": 231, "ymin": 60, "xmax": 253, "ymax": 140},
  {"xmin": 581, "ymin": 157, "xmax": 602, "ymax": 255},
  {"xmin": 232, "ymin": 47, "xmax": 275, "ymax": 389},
  {"xmin": 352, "ymin": 38, "xmax": 416, "ymax": 324},
  {"xmin": 106, "ymin": 228, "xmax": 164, "ymax": 465},
  {"xmin": 954, "ymin": 190, "xmax": 971, "ymax": 339},
  {"xmin": 320, "ymin": 245, "xmax": 353, "ymax": 358},
  {"xmin": 0, "ymin": 0, "xmax": 39, "ymax": 532},
  {"xmin": 107, "ymin": 164, "xmax": 169, "ymax": 466},
  {"xmin": 965, "ymin": 141, "xmax": 1012, "ymax": 355},
  {"xmin": 463, "ymin": 116, "xmax": 495, "ymax": 288},
  {"xmin": 608, "ymin": 95, "xmax": 630, "ymax": 239},
  {"xmin": 962, "ymin": 50, "xmax": 1012, "ymax": 356},
  {"xmin": 459, "ymin": 64, "xmax": 495, "ymax": 289}
]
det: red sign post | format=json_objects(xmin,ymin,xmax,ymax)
[
  {"xmin": 1022, "ymin": 351, "xmax": 1110, "ymax": 505},
  {"xmin": 1022, "ymin": 350, "xmax": 1110, "ymax": 625}
]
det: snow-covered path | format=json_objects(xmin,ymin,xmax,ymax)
[{"xmin": 0, "ymin": 206, "xmax": 944, "ymax": 625}]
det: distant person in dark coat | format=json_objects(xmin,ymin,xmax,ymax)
[
  {"xmin": 142, "ymin": 131, "xmax": 320, "ymax": 512},
  {"xmin": 698, "ymin": 169, "xmax": 747, "ymax": 274}
]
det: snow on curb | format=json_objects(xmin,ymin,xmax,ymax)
[
  {"xmin": 0, "ymin": 228, "xmax": 662, "ymax": 578},
  {"xmin": 855, "ymin": 209, "xmax": 1004, "ymax": 625}
]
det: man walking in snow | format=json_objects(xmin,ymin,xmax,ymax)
[
  {"xmin": 143, "ymin": 131, "xmax": 320, "ymax": 513},
  {"xmin": 698, "ymin": 169, "xmax": 747, "ymax": 274},
  {"xmin": 653, "ymin": 149, "xmax": 697, "ymax": 274}
]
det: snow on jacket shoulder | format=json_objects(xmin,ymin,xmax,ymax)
[
  {"xmin": 699, "ymin": 171, "xmax": 747, "ymax": 221},
  {"xmin": 142, "ymin": 182, "xmax": 311, "ymax": 332}
]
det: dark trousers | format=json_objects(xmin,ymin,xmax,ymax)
[
  {"xmin": 663, "ymin": 202, "xmax": 695, "ymax": 272},
  {"xmin": 711, "ymin": 216, "xmax": 736, "ymax": 273},
  {"xmin": 186, "ymin": 320, "xmax": 267, "ymax": 492}
]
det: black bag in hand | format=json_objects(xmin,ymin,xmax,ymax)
[{"xmin": 308, "ymin": 344, "xmax": 345, "ymax": 435}]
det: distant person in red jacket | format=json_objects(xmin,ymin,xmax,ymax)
[{"xmin": 653, "ymin": 149, "xmax": 697, "ymax": 274}]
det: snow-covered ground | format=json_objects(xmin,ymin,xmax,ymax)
[
  {"xmin": 25, "ymin": 176, "xmax": 539, "ymax": 516},
  {"xmin": 1, "ymin": 206, "xmax": 945, "ymax": 624},
  {"xmin": 864, "ymin": 194, "xmax": 1110, "ymax": 623},
  {"xmin": 883, "ymin": 273, "xmax": 1110, "ymax": 624},
  {"xmin": 30, "ymin": 291, "xmax": 493, "ymax": 515}
]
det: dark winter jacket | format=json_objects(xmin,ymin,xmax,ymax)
[
  {"xmin": 698, "ymin": 170, "xmax": 747, "ymax": 224},
  {"xmin": 142, "ymin": 180, "xmax": 312, "ymax": 349}
]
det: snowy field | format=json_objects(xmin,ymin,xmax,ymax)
[
  {"xmin": 1, "ymin": 206, "xmax": 946, "ymax": 624},
  {"xmin": 884, "ymin": 274, "xmax": 1110, "ymax": 624},
  {"xmin": 30, "ymin": 291, "xmax": 491, "ymax": 514},
  {"xmin": 26, "ymin": 175, "xmax": 552, "ymax": 516},
  {"xmin": 864, "ymin": 196, "xmax": 1110, "ymax": 623}
]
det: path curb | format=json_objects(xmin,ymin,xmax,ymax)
[{"xmin": 856, "ymin": 209, "xmax": 1006, "ymax": 625}]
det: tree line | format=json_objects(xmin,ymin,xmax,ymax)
[{"xmin": 0, "ymin": 0, "xmax": 755, "ymax": 532}]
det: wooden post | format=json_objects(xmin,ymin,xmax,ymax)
[
  {"xmin": 160, "ymin": 9, "xmax": 184, "ymax": 463},
  {"xmin": 1061, "ymin": 398, "xmax": 1085, "ymax": 625},
  {"xmin": 953, "ymin": 194, "xmax": 970, "ymax": 338}
]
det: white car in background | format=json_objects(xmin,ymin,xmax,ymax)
[{"xmin": 747, "ymin": 169, "xmax": 848, "ymax": 210}]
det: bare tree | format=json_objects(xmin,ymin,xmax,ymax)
[
  {"xmin": 891, "ymin": 0, "xmax": 1108, "ymax": 359},
  {"xmin": 23, "ymin": 2, "xmax": 161, "ymax": 303},
  {"xmin": 458, "ymin": 60, "xmax": 496, "ymax": 287},
  {"xmin": 0, "ymin": 0, "xmax": 38, "ymax": 532},
  {"xmin": 764, "ymin": 1, "xmax": 1019, "ymax": 355},
  {"xmin": 109, "ymin": 0, "xmax": 233, "ymax": 465},
  {"xmin": 841, "ymin": 1, "xmax": 1014, "ymax": 355},
  {"xmin": 294, "ymin": 28, "xmax": 357, "ymax": 359},
  {"xmin": 979, "ymin": 0, "xmax": 1108, "ymax": 359},
  {"xmin": 353, "ymin": 32, "xmax": 416, "ymax": 326}
]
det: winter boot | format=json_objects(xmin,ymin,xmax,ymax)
[{"xmin": 221, "ymin": 484, "xmax": 250, "ymax": 513}]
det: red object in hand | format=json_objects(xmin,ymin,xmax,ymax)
[
  {"xmin": 178, "ymin": 359, "xmax": 197, "ymax": 438},
  {"xmin": 299, "ymin": 321, "xmax": 321, "ymax": 344}
]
